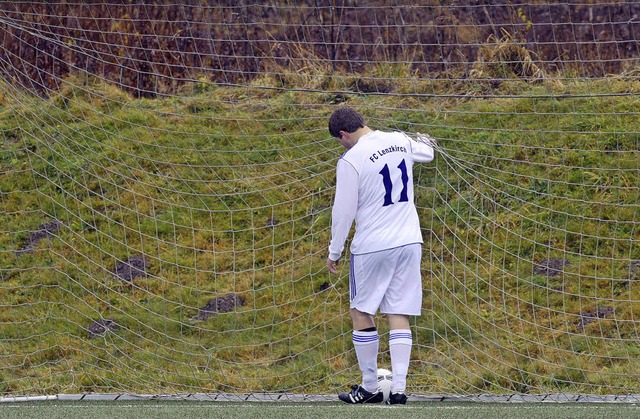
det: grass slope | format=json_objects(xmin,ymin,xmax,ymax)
[{"xmin": 1, "ymin": 75, "xmax": 639, "ymax": 395}]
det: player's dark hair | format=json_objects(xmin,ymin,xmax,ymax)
[{"xmin": 328, "ymin": 107, "xmax": 366, "ymax": 138}]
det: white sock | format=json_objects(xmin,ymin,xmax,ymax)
[
  {"xmin": 389, "ymin": 329, "xmax": 412, "ymax": 393},
  {"xmin": 352, "ymin": 329, "xmax": 379, "ymax": 392}
]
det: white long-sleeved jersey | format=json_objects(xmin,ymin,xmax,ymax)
[{"xmin": 328, "ymin": 130, "xmax": 435, "ymax": 261}]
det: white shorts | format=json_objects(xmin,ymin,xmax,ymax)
[{"xmin": 349, "ymin": 243, "xmax": 423, "ymax": 316}]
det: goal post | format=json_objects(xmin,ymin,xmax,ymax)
[{"xmin": 1, "ymin": 1, "xmax": 639, "ymax": 398}]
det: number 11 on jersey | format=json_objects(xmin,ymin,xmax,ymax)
[{"xmin": 379, "ymin": 159, "xmax": 409, "ymax": 207}]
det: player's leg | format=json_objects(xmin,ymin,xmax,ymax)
[
  {"xmin": 387, "ymin": 313, "xmax": 412, "ymax": 404},
  {"xmin": 380, "ymin": 243, "xmax": 423, "ymax": 403},
  {"xmin": 350, "ymin": 308, "xmax": 379, "ymax": 393},
  {"xmin": 338, "ymin": 251, "xmax": 392, "ymax": 403},
  {"xmin": 338, "ymin": 308, "xmax": 382, "ymax": 403}
]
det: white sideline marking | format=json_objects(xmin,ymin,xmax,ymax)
[{"xmin": 1, "ymin": 404, "xmax": 640, "ymax": 412}]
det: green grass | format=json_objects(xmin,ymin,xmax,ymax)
[
  {"xmin": 1, "ymin": 74, "xmax": 640, "ymax": 396},
  {"xmin": 2, "ymin": 401, "xmax": 640, "ymax": 419}
]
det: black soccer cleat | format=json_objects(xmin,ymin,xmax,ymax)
[
  {"xmin": 338, "ymin": 384, "xmax": 384, "ymax": 404},
  {"xmin": 386, "ymin": 392, "xmax": 408, "ymax": 405}
]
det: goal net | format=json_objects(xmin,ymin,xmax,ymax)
[{"xmin": 1, "ymin": 1, "xmax": 639, "ymax": 399}]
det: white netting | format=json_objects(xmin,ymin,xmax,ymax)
[{"xmin": 1, "ymin": 1, "xmax": 639, "ymax": 397}]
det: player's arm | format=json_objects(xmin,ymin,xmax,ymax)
[
  {"xmin": 327, "ymin": 159, "xmax": 358, "ymax": 273},
  {"xmin": 409, "ymin": 132, "xmax": 436, "ymax": 163}
]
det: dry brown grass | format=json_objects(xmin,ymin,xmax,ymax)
[{"xmin": 471, "ymin": 29, "xmax": 545, "ymax": 82}]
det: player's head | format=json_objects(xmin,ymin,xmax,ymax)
[{"xmin": 328, "ymin": 107, "xmax": 366, "ymax": 139}]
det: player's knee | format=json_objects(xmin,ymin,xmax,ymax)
[
  {"xmin": 387, "ymin": 314, "xmax": 410, "ymax": 330},
  {"xmin": 350, "ymin": 309, "xmax": 374, "ymax": 328}
]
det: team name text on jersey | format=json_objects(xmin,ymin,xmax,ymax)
[{"xmin": 368, "ymin": 145, "xmax": 407, "ymax": 163}]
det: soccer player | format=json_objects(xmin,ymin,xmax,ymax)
[{"xmin": 326, "ymin": 107, "xmax": 435, "ymax": 405}]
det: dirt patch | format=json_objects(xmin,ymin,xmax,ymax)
[
  {"xmin": 578, "ymin": 307, "xmax": 614, "ymax": 330},
  {"xmin": 17, "ymin": 220, "xmax": 63, "ymax": 254},
  {"xmin": 317, "ymin": 281, "xmax": 329, "ymax": 292},
  {"xmin": 265, "ymin": 216, "xmax": 279, "ymax": 227},
  {"xmin": 192, "ymin": 293, "xmax": 244, "ymax": 321},
  {"xmin": 113, "ymin": 254, "xmax": 149, "ymax": 281},
  {"xmin": 86, "ymin": 318, "xmax": 119, "ymax": 338},
  {"xmin": 533, "ymin": 258, "xmax": 569, "ymax": 277},
  {"xmin": 629, "ymin": 261, "xmax": 640, "ymax": 279}
]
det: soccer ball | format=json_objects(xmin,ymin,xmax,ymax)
[{"xmin": 377, "ymin": 368, "xmax": 393, "ymax": 402}]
